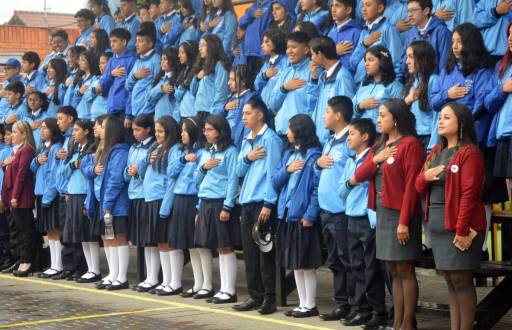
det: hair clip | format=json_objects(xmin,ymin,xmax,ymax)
[
  {"xmin": 380, "ymin": 51, "xmax": 389, "ymax": 58},
  {"xmin": 187, "ymin": 118, "xmax": 198, "ymax": 127}
]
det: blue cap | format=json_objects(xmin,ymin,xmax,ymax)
[{"xmin": 0, "ymin": 58, "xmax": 21, "ymax": 68}]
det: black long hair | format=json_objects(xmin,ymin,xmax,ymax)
[
  {"xmin": 27, "ymin": 91, "xmax": 49, "ymax": 113},
  {"xmin": 211, "ymin": 0, "xmax": 234, "ymax": 16},
  {"xmin": 204, "ymin": 114, "xmax": 232, "ymax": 152},
  {"xmin": 152, "ymin": 47, "xmax": 182, "ymax": 87},
  {"xmin": 193, "ymin": 34, "xmax": 230, "ymax": 75},
  {"xmin": 151, "ymin": 115, "xmax": 180, "ymax": 173},
  {"xmin": 91, "ymin": 29, "xmax": 111, "ymax": 60},
  {"xmin": 176, "ymin": 40, "xmax": 199, "ymax": 89},
  {"xmin": 374, "ymin": 99, "xmax": 417, "ymax": 151},
  {"xmin": 288, "ymin": 114, "xmax": 321, "ymax": 155},
  {"xmin": 47, "ymin": 58, "xmax": 68, "ymax": 105},
  {"xmin": 74, "ymin": 51, "xmax": 101, "ymax": 86},
  {"xmin": 66, "ymin": 119, "xmax": 94, "ymax": 163},
  {"xmin": 181, "ymin": 116, "xmax": 201, "ymax": 151},
  {"xmin": 404, "ymin": 40, "xmax": 435, "ymax": 112},
  {"xmin": 41, "ymin": 117, "xmax": 65, "ymax": 150},
  {"xmin": 231, "ymin": 64, "xmax": 253, "ymax": 93},
  {"xmin": 446, "ymin": 23, "xmax": 494, "ymax": 76},
  {"xmin": 133, "ymin": 114, "xmax": 155, "ymax": 138},
  {"xmin": 362, "ymin": 45, "xmax": 396, "ymax": 86},
  {"xmin": 97, "ymin": 116, "xmax": 125, "ymax": 164}
]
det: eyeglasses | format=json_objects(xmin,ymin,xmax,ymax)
[{"xmin": 407, "ymin": 8, "xmax": 421, "ymax": 14}]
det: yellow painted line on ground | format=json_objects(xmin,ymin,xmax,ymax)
[
  {"xmin": 0, "ymin": 306, "xmax": 182, "ymax": 328},
  {"xmin": 0, "ymin": 275, "xmax": 335, "ymax": 330}
]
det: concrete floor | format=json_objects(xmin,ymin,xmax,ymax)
[{"xmin": 0, "ymin": 247, "xmax": 511, "ymax": 329}]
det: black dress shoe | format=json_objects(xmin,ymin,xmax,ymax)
[
  {"xmin": 232, "ymin": 298, "xmax": 262, "ymax": 311},
  {"xmin": 211, "ymin": 293, "xmax": 237, "ymax": 304},
  {"xmin": 157, "ymin": 286, "xmax": 183, "ymax": 296},
  {"xmin": 95, "ymin": 280, "xmax": 112, "ymax": 289},
  {"xmin": 106, "ymin": 280, "xmax": 129, "ymax": 290},
  {"xmin": 76, "ymin": 273, "xmax": 102, "ymax": 283},
  {"xmin": 38, "ymin": 269, "xmax": 59, "ymax": 279},
  {"xmin": 180, "ymin": 289, "xmax": 197, "ymax": 298},
  {"xmin": 292, "ymin": 307, "xmax": 319, "ymax": 318},
  {"xmin": 342, "ymin": 310, "xmax": 358, "ymax": 322},
  {"xmin": 342, "ymin": 313, "xmax": 372, "ymax": 326},
  {"xmin": 52, "ymin": 270, "xmax": 73, "ymax": 280},
  {"xmin": 257, "ymin": 300, "xmax": 276, "ymax": 315},
  {"xmin": 284, "ymin": 308, "xmax": 301, "ymax": 317},
  {"xmin": 319, "ymin": 307, "xmax": 350, "ymax": 321},
  {"xmin": 193, "ymin": 289, "xmax": 215, "ymax": 299},
  {"xmin": 361, "ymin": 314, "xmax": 387, "ymax": 330},
  {"xmin": 66, "ymin": 271, "xmax": 83, "ymax": 281},
  {"xmin": 136, "ymin": 283, "xmax": 159, "ymax": 292},
  {"xmin": 1, "ymin": 263, "xmax": 19, "ymax": 274},
  {"xmin": 13, "ymin": 267, "xmax": 33, "ymax": 277}
]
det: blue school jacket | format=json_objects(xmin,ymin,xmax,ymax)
[
  {"xmin": 125, "ymin": 51, "xmax": 161, "ymax": 117},
  {"xmin": 238, "ymin": 0, "xmax": 273, "ymax": 58},
  {"xmin": 384, "ymin": 0, "xmax": 408, "ymax": 42},
  {"xmin": 168, "ymin": 147, "xmax": 203, "ymax": 196},
  {"xmin": 474, "ymin": 0, "xmax": 510, "ymax": 57},
  {"xmin": 312, "ymin": 62, "xmax": 356, "ymax": 142},
  {"xmin": 96, "ymin": 14, "xmax": 115, "ymax": 34},
  {"xmin": 80, "ymin": 153, "xmax": 97, "ymax": 220},
  {"xmin": 338, "ymin": 149, "xmax": 372, "ymax": 217},
  {"xmin": 142, "ymin": 144, "xmax": 180, "ymax": 202},
  {"xmin": 156, "ymin": 11, "xmax": 183, "ymax": 49},
  {"xmin": 316, "ymin": 130, "xmax": 353, "ymax": 213},
  {"xmin": 96, "ymin": 143, "xmax": 130, "ymax": 217},
  {"xmin": 195, "ymin": 145, "xmax": 239, "ymax": 211},
  {"xmin": 59, "ymin": 145, "xmax": 89, "ymax": 195},
  {"xmin": 298, "ymin": 8, "xmax": 329, "ymax": 31},
  {"xmin": 56, "ymin": 128, "xmax": 73, "ymax": 195},
  {"xmin": 206, "ymin": 11, "xmax": 238, "ymax": 55},
  {"xmin": 272, "ymin": 146, "xmax": 321, "ymax": 222},
  {"xmin": 22, "ymin": 70, "xmax": 46, "ymax": 92},
  {"xmin": 401, "ymin": 16, "xmax": 452, "ymax": 76},
  {"xmin": 237, "ymin": 125, "xmax": 283, "ymax": 206},
  {"xmin": 269, "ymin": 57, "xmax": 317, "ymax": 135},
  {"xmin": 326, "ymin": 19, "xmax": 363, "ymax": 70},
  {"xmin": 254, "ymin": 54, "xmax": 288, "ymax": 112},
  {"xmin": 0, "ymin": 76, "xmax": 21, "ymax": 115},
  {"xmin": 350, "ymin": 17, "xmax": 403, "ymax": 85},
  {"xmin": 224, "ymin": 90, "xmax": 257, "ymax": 149},
  {"xmin": 484, "ymin": 65, "xmax": 512, "ymax": 142},
  {"xmin": 63, "ymin": 69, "xmax": 79, "ymax": 107},
  {"xmin": 431, "ymin": 65, "xmax": 494, "ymax": 144},
  {"xmin": 175, "ymin": 74, "xmax": 198, "ymax": 118},
  {"xmin": 147, "ymin": 74, "xmax": 180, "ymax": 122},
  {"xmin": 193, "ymin": 62, "xmax": 229, "ymax": 115},
  {"xmin": 123, "ymin": 138, "xmax": 153, "ymax": 200},
  {"xmin": 25, "ymin": 110, "xmax": 48, "ymax": 148},
  {"xmin": 75, "ymin": 27, "xmax": 94, "ymax": 48},
  {"xmin": 99, "ymin": 49, "xmax": 137, "ymax": 118},
  {"xmin": 0, "ymin": 143, "xmax": 12, "ymax": 195},
  {"xmin": 74, "ymin": 75, "xmax": 97, "ymax": 120},
  {"xmin": 179, "ymin": 16, "xmax": 201, "ymax": 44},
  {"xmin": 82, "ymin": 77, "xmax": 107, "ymax": 120},
  {"xmin": 30, "ymin": 143, "xmax": 61, "ymax": 205},
  {"xmin": 1, "ymin": 101, "xmax": 28, "ymax": 124},
  {"xmin": 352, "ymin": 79, "xmax": 403, "ymax": 126},
  {"xmin": 432, "ymin": 0, "xmax": 474, "ymax": 31},
  {"xmin": 116, "ymin": 14, "xmax": 141, "ymax": 51},
  {"xmin": 42, "ymin": 82, "xmax": 65, "ymax": 117},
  {"xmin": 408, "ymin": 74, "xmax": 438, "ymax": 136}
]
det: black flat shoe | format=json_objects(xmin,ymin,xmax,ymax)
[
  {"xmin": 180, "ymin": 289, "xmax": 197, "ymax": 298},
  {"xmin": 52, "ymin": 270, "xmax": 73, "ymax": 280},
  {"xmin": 157, "ymin": 286, "xmax": 183, "ymax": 296},
  {"xmin": 284, "ymin": 308, "xmax": 301, "ymax": 317},
  {"xmin": 257, "ymin": 300, "xmax": 276, "ymax": 315},
  {"xmin": 38, "ymin": 269, "xmax": 60, "ymax": 279},
  {"xmin": 149, "ymin": 285, "xmax": 164, "ymax": 294},
  {"xmin": 342, "ymin": 310, "xmax": 358, "ymax": 322},
  {"xmin": 66, "ymin": 271, "xmax": 83, "ymax": 281},
  {"xmin": 292, "ymin": 307, "xmax": 319, "ymax": 318},
  {"xmin": 361, "ymin": 314, "xmax": 387, "ymax": 330},
  {"xmin": 2, "ymin": 263, "xmax": 19, "ymax": 274},
  {"xmin": 136, "ymin": 283, "xmax": 159, "ymax": 292},
  {"xmin": 212, "ymin": 293, "xmax": 237, "ymax": 304},
  {"xmin": 106, "ymin": 280, "xmax": 129, "ymax": 290},
  {"xmin": 76, "ymin": 273, "xmax": 101, "ymax": 283},
  {"xmin": 342, "ymin": 312, "xmax": 372, "ymax": 326},
  {"xmin": 13, "ymin": 267, "xmax": 33, "ymax": 277},
  {"xmin": 232, "ymin": 298, "xmax": 262, "ymax": 311},
  {"xmin": 95, "ymin": 280, "xmax": 112, "ymax": 289},
  {"xmin": 319, "ymin": 307, "xmax": 351, "ymax": 321},
  {"xmin": 193, "ymin": 289, "xmax": 215, "ymax": 299}
]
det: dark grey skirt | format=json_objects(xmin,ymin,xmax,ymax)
[
  {"xmin": 275, "ymin": 220, "xmax": 287, "ymax": 268},
  {"xmin": 493, "ymin": 138, "xmax": 512, "ymax": 178},
  {"xmin": 194, "ymin": 199, "xmax": 241, "ymax": 249},
  {"xmin": 83, "ymin": 201, "xmax": 101, "ymax": 242},
  {"xmin": 99, "ymin": 216, "xmax": 129, "ymax": 236},
  {"xmin": 376, "ymin": 196, "xmax": 422, "ymax": 261},
  {"xmin": 36, "ymin": 196, "xmax": 60, "ymax": 233},
  {"xmin": 62, "ymin": 194, "xmax": 88, "ymax": 244},
  {"xmin": 428, "ymin": 205, "xmax": 484, "ymax": 271},
  {"xmin": 283, "ymin": 220, "xmax": 323, "ymax": 270},
  {"xmin": 144, "ymin": 199, "xmax": 164, "ymax": 245},
  {"xmin": 128, "ymin": 198, "xmax": 146, "ymax": 246},
  {"xmin": 169, "ymin": 194, "xmax": 198, "ymax": 249}
]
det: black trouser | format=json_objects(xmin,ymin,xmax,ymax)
[
  {"xmin": 320, "ymin": 211, "xmax": 353, "ymax": 310},
  {"xmin": 11, "ymin": 208, "xmax": 36, "ymax": 264},
  {"xmin": 6, "ymin": 210, "xmax": 20, "ymax": 263},
  {"xmin": 0, "ymin": 210, "xmax": 13, "ymax": 265},
  {"xmin": 59, "ymin": 196, "xmax": 86, "ymax": 273},
  {"xmin": 240, "ymin": 202, "xmax": 276, "ymax": 302},
  {"xmin": 347, "ymin": 215, "xmax": 385, "ymax": 315},
  {"xmin": 245, "ymin": 56, "xmax": 265, "ymax": 87}
]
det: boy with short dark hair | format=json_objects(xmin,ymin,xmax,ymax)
[
  {"xmin": 74, "ymin": 8, "xmax": 96, "ymax": 48},
  {"xmin": 116, "ymin": 0, "xmax": 141, "ymax": 51},
  {"xmin": 42, "ymin": 30, "xmax": 70, "ymax": 70},
  {"xmin": 21, "ymin": 52, "xmax": 45, "ymax": 94},
  {"xmin": 155, "ymin": 0, "xmax": 182, "ymax": 49},
  {"xmin": 3, "ymin": 81, "xmax": 28, "ymax": 125}
]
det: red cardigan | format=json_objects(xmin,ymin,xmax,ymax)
[
  {"xmin": 354, "ymin": 136, "xmax": 424, "ymax": 226},
  {"xmin": 1, "ymin": 144, "xmax": 35, "ymax": 209},
  {"xmin": 414, "ymin": 144, "xmax": 486, "ymax": 236}
]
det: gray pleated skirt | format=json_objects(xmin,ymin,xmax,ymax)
[{"xmin": 62, "ymin": 194, "xmax": 88, "ymax": 244}]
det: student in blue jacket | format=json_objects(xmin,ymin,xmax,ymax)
[
  {"xmin": 74, "ymin": 9, "xmax": 95, "ymax": 48},
  {"xmin": 310, "ymin": 37, "xmax": 356, "ymax": 142},
  {"xmin": 338, "ymin": 118, "xmax": 386, "ymax": 328},
  {"xmin": 194, "ymin": 115, "xmax": 240, "ymax": 303},
  {"xmin": 383, "ymin": 0, "xmax": 410, "ymax": 40},
  {"xmin": 297, "ymin": 0, "xmax": 330, "ymax": 32},
  {"xmin": 2, "ymin": 82, "xmax": 28, "ymax": 125},
  {"xmin": 179, "ymin": 0, "xmax": 201, "ymax": 44},
  {"xmin": 401, "ymin": 0, "xmax": 451, "ymax": 76},
  {"xmin": 315, "ymin": 96, "xmax": 355, "ymax": 322},
  {"xmin": 74, "ymin": 52, "xmax": 101, "ymax": 120},
  {"xmin": 193, "ymin": 34, "xmax": 230, "ymax": 126},
  {"xmin": 254, "ymin": 29, "xmax": 287, "ymax": 113},
  {"xmin": 89, "ymin": 0, "xmax": 116, "ymax": 34},
  {"xmin": 175, "ymin": 40, "xmax": 199, "ymax": 119},
  {"xmin": 86, "ymin": 52, "xmax": 113, "ymax": 120},
  {"xmin": 94, "ymin": 116, "xmax": 130, "ymax": 290},
  {"xmin": 21, "ymin": 52, "xmax": 46, "ymax": 94},
  {"xmin": 232, "ymin": 97, "xmax": 283, "ymax": 314},
  {"xmin": 25, "ymin": 92, "xmax": 49, "ymax": 149},
  {"xmin": 269, "ymin": 0, "xmax": 296, "ymax": 34},
  {"xmin": 96, "ymin": 28, "xmax": 137, "ymax": 124},
  {"xmin": 349, "ymin": 0, "xmax": 402, "ymax": 85},
  {"xmin": 205, "ymin": 0, "xmax": 237, "ymax": 55},
  {"xmin": 155, "ymin": 0, "xmax": 183, "ymax": 49},
  {"xmin": 403, "ymin": 41, "xmax": 438, "ymax": 149},
  {"xmin": 327, "ymin": 0, "xmax": 362, "ymax": 70},
  {"xmin": 272, "ymin": 114, "xmax": 322, "ymax": 318},
  {"xmin": 43, "ymin": 58, "xmax": 67, "ymax": 117},
  {"xmin": 269, "ymin": 31, "xmax": 317, "ymax": 136},
  {"xmin": 31, "ymin": 118, "xmax": 64, "ymax": 279},
  {"xmin": 63, "ymin": 46, "xmax": 87, "ymax": 107},
  {"xmin": 432, "ymin": 0, "xmax": 474, "ymax": 32},
  {"xmin": 90, "ymin": 29, "xmax": 112, "ymax": 62},
  {"xmin": 147, "ymin": 47, "xmax": 182, "ymax": 121},
  {"xmin": 352, "ymin": 46, "xmax": 403, "ymax": 128},
  {"xmin": 473, "ymin": 0, "xmax": 512, "ymax": 59},
  {"xmin": 116, "ymin": 0, "xmax": 141, "ymax": 51}
]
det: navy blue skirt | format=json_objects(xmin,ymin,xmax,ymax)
[
  {"xmin": 128, "ymin": 198, "xmax": 147, "ymax": 246},
  {"xmin": 283, "ymin": 220, "xmax": 323, "ymax": 270},
  {"xmin": 194, "ymin": 199, "xmax": 241, "ymax": 249},
  {"xmin": 169, "ymin": 194, "xmax": 198, "ymax": 249},
  {"xmin": 36, "ymin": 196, "xmax": 60, "ymax": 233},
  {"xmin": 62, "ymin": 194, "xmax": 88, "ymax": 244}
]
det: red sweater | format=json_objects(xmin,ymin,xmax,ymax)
[
  {"xmin": 414, "ymin": 144, "xmax": 486, "ymax": 236},
  {"xmin": 354, "ymin": 136, "xmax": 424, "ymax": 226},
  {"xmin": 1, "ymin": 144, "xmax": 35, "ymax": 209}
]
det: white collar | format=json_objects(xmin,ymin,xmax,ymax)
[
  {"xmin": 306, "ymin": 7, "xmax": 322, "ymax": 16},
  {"xmin": 269, "ymin": 54, "xmax": 279, "ymax": 65},
  {"xmin": 334, "ymin": 126, "xmax": 349, "ymax": 140},
  {"xmin": 336, "ymin": 18, "xmax": 351, "ymax": 30},
  {"xmin": 25, "ymin": 70, "xmax": 36, "ymax": 81},
  {"xmin": 247, "ymin": 124, "xmax": 268, "ymax": 140},
  {"xmin": 123, "ymin": 13, "xmax": 136, "ymax": 22},
  {"xmin": 165, "ymin": 71, "xmax": 172, "ymax": 79},
  {"xmin": 237, "ymin": 89, "xmax": 251, "ymax": 98},
  {"xmin": 356, "ymin": 148, "xmax": 370, "ymax": 162},
  {"xmin": 215, "ymin": 9, "xmax": 223, "ymax": 16},
  {"xmin": 31, "ymin": 108, "xmax": 42, "ymax": 116},
  {"xmin": 44, "ymin": 141, "xmax": 51, "ymax": 148},
  {"xmin": 366, "ymin": 15, "xmax": 384, "ymax": 30},
  {"xmin": 325, "ymin": 61, "xmax": 340, "ymax": 79},
  {"xmin": 418, "ymin": 16, "xmax": 432, "ymax": 34},
  {"xmin": 165, "ymin": 9, "xmax": 179, "ymax": 17},
  {"xmin": 140, "ymin": 49, "xmax": 155, "ymax": 59},
  {"xmin": 142, "ymin": 137, "xmax": 153, "ymax": 145}
]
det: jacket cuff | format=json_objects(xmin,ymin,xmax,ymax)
[
  {"xmin": 179, "ymin": 156, "xmax": 187, "ymax": 164},
  {"xmin": 222, "ymin": 205, "xmax": 232, "ymax": 212},
  {"xmin": 280, "ymin": 86, "xmax": 288, "ymax": 94},
  {"xmin": 263, "ymin": 201, "xmax": 275, "ymax": 208},
  {"xmin": 243, "ymin": 155, "xmax": 252, "ymax": 164},
  {"xmin": 70, "ymin": 162, "xmax": 77, "ymax": 170},
  {"xmin": 199, "ymin": 165, "xmax": 208, "ymax": 174}
]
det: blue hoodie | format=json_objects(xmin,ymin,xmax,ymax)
[
  {"xmin": 407, "ymin": 74, "xmax": 438, "ymax": 136},
  {"xmin": 123, "ymin": 137, "xmax": 154, "ymax": 200},
  {"xmin": 238, "ymin": 0, "xmax": 273, "ymax": 58},
  {"xmin": 0, "ymin": 75, "xmax": 22, "ymax": 115},
  {"xmin": 254, "ymin": 54, "xmax": 288, "ymax": 111},
  {"xmin": 116, "ymin": 14, "xmax": 141, "ymax": 51},
  {"xmin": 63, "ymin": 69, "xmax": 79, "ymax": 107},
  {"xmin": 326, "ymin": 19, "xmax": 363, "ymax": 70},
  {"xmin": 75, "ymin": 27, "xmax": 94, "ymax": 48},
  {"xmin": 401, "ymin": 16, "xmax": 452, "ymax": 76},
  {"xmin": 432, "ymin": 0, "xmax": 474, "ymax": 31},
  {"xmin": 22, "ymin": 70, "xmax": 46, "ymax": 92},
  {"xmin": 125, "ymin": 50, "xmax": 161, "ymax": 117},
  {"xmin": 99, "ymin": 49, "xmax": 137, "ymax": 118},
  {"xmin": 384, "ymin": 0, "xmax": 409, "ymax": 42},
  {"xmin": 312, "ymin": 61, "xmax": 356, "ymax": 142},
  {"xmin": 484, "ymin": 65, "xmax": 512, "ymax": 143},
  {"xmin": 143, "ymin": 144, "xmax": 180, "ymax": 202},
  {"xmin": 237, "ymin": 125, "xmax": 283, "ymax": 206},
  {"xmin": 83, "ymin": 76, "xmax": 108, "ymax": 120},
  {"xmin": 56, "ymin": 128, "xmax": 74, "ymax": 195},
  {"xmin": 350, "ymin": 17, "xmax": 403, "ymax": 84},
  {"xmin": 224, "ymin": 90, "xmax": 257, "ymax": 149},
  {"xmin": 80, "ymin": 153, "xmax": 97, "ymax": 220},
  {"xmin": 168, "ymin": 147, "xmax": 203, "ymax": 196},
  {"xmin": 272, "ymin": 146, "xmax": 321, "ymax": 222},
  {"xmin": 474, "ymin": 0, "xmax": 510, "ymax": 57},
  {"xmin": 58, "ymin": 143, "xmax": 89, "ymax": 195},
  {"xmin": 96, "ymin": 14, "xmax": 115, "ymax": 34},
  {"xmin": 147, "ymin": 74, "xmax": 180, "ymax": 122},
  {"xmin": 175, "ymin": 67, "xmax": 198, "ymax": 118},
  {"xmin": 74, "ymin": 75, "xmax": 98, "ymax": 120},
  {"xmin": 156, "ymin": 10, "xmax": 183, "ymax": 49},
  {"xmin": 195, "ymin": 145, "xmax": 239, "ymax": 211},
  {"xmin": 206, "ymin": 10, "xmax": 238, "ymax": 54},
  {"xmin": 297, "ymin": 8, "xmax": 329, "ymax": 31},
  {"xmin": 269, "ymin": 57, "xmax": 318, "ymax": 135},
  {"xmin": 180, "ymin": 15, "xmax": 201, "ymax": 45},
  {"xmin": 193, "ymin": 62, "xmax": 230, "ymax": 115},
  {"xmin": 30, "ymin": 142, "xmax": 61, "ymax": 205}
]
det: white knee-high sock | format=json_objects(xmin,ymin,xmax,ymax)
[
  {"xmin": 189, "ymin": 249, "xmax": 203, "ymax": 292},
  {"xmin": 148, "ymin": 247, "xmax": 160, "ymax": 285},
  {"xmin": 170, "ymin": 249, "xmax": 184, "ymax": 289},
  {"xmin": 89, "ymin": 242, "xmax": 100, "ymax": 275},
  {"xmin": 48, "ymin": 239, "xmax": 56, "ymax": 270},
  {"xmin": 54, "ymin": 240, "xmax": 63, "ymax": 271},
  {"xmin": 303, "ymin": 269, "xmax": 317, "ymax": 309},
  {"xmin": 483, "ymin": 204, "xmax": 492, "ymax": 252},
  {"xmin": 82, "ymin": 242, "xmax": 92, "ymax": 273},
  {"xmin": 224, "ymin": 252, "xmax": 237, "ymax": 295},
  {"xmin": 294, "ymin": 269, "xmax": 306, "ymax": 308},
  {"xmin": 198, "ymin": 248, "xmax": 212, "ymax": 291},
  {"xmin": 103, "ymin": 246, "xmax": 111, "ymax": 281},
  {"xmin": 143, "ymin": 247, "xmax": 152, "ymax": 283},
  {"xmin": 116, "ymin": 245, "xmax": 130, "ymax": 283},
  {"xmin": 109, "ymin": 246, "xmax": 119, "ymax": 282},
  {"xmin": 217, "ymin": 254, "xmax": 226, "ymax": 297},
  {"xmin": 160, "ymin": 251, "xmax": 171, "ymax": 286}
]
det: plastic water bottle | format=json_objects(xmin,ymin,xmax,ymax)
[{"xmin": 104, "ymin": 213, "xmax": 114, "ymax": 240}]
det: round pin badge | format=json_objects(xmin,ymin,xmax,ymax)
[
  {"xmin": 450, "ymin": 164, "xmax": 459, "ymax": 173},
  {"xmin": 386, "ymin": 156, "xmax": 395, "ymax": 165}
]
